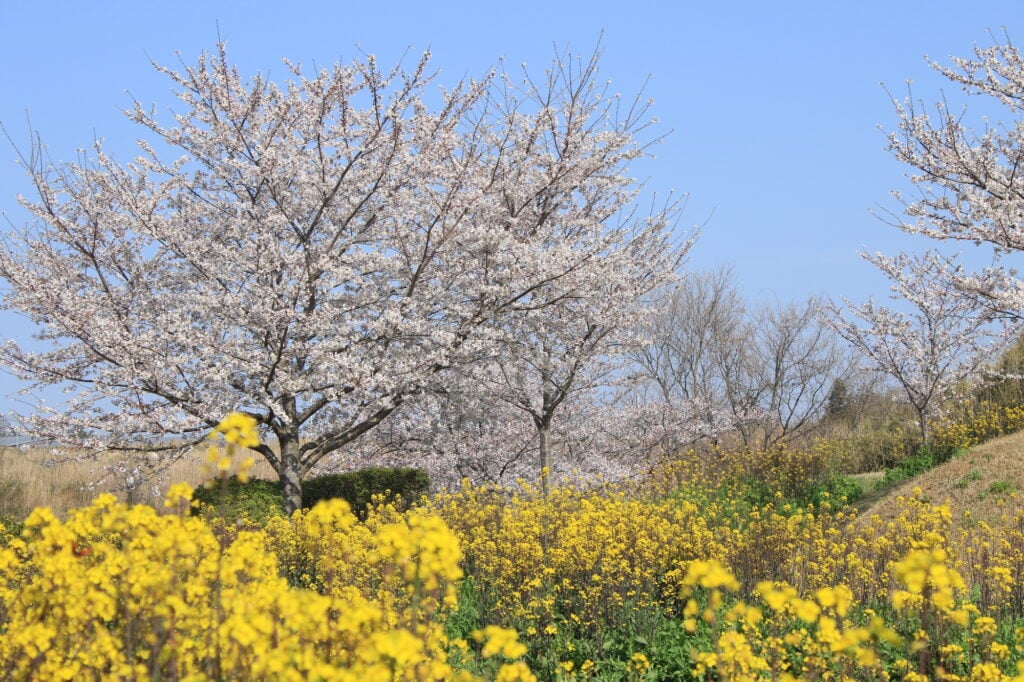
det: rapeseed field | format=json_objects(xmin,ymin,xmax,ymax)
[{"xmin": 5, "ymin": 414, "xmax": 1024, "ymax": 679}]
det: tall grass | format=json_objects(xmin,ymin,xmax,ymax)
[{"xmin": 0, "ymin": 445, "xmax": 278, "ymax": 519}]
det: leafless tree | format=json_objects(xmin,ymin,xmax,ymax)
[{"xmin": 632, "ymin": 267, "xmax": 857, "ymax": 448}]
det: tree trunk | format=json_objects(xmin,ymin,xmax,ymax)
[
  {"xmin": 279, "ymin": 436, "xmax": 303, "ymax": 515},
  {"xmin": 539, "ymin": 420, "xmax": 552, "ymax": 496},
  {"xmin": 918, "ymin": 409, "xmax": 930, "ymax": 448}
]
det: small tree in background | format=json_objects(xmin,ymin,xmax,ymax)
[
  {"xmin": 825, "ymin": 251, "xmax": 1001, "ymax": 445},
  {"xmin": 318, "ymin": 378, "xmax": 725, "ymax": 492}
]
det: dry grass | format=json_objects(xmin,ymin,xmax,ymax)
[
  {"xmin": 859, "ymin": 429, "xmax": 1024, "ymax": 528},
  {"xmin": 0, "ymin": 444, "xmax": 278, "ymax": 519}
]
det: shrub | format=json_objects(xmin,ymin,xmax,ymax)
[
  {"xmin": 932, "ymin": 401, "xmax": 1024, "ymax": 452},
  {"xmin": 191, "ymin": 468, "xmax": 430, "ymax": 524},
  {"xmin": 191, "ymin": 476, "xmax": 285, "ymax": 525},
  {"xmin": 881, "ymin": 446, "xmax": 939, "ymax": 486},
  {"xmin": 805, "ymin": 472, "xmax": 864, "ymax": 507},
  {"xmin": 848, "ymin": 419, "xmax": 920, "ymax": 472},
  {"xmin": 302, "ymin": 467, "xmax": 430, "ymax": 517}
]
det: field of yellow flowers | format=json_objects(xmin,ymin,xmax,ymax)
[{"xmin": 5, "ymin": 413, "xmax": 1024, "ymax": 679}]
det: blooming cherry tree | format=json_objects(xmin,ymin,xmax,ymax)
[
  {"xmin": 885, "ymin": 33, "xmax": 1024, "ymax": 315},
  {"xmin": 454, "ymin": 244, "xmax": 686, "ymax": 493},
  {"xmin": 329, "ymin": 383, "xmax": 723, "ymax": 491},
  {"xmin": 825, "ymin": 251, "xmax": 1000, "ymax": 444},
  {"xmin": 0, "ymin": 44, "xmax": 679, "ymax": 511}
]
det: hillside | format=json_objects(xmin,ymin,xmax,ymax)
[{"xmin": 858, "ymin": 429, "xmax": 1024, "ymax": 527}]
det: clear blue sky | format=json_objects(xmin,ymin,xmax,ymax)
[{"xmin": 1, "ymin": 0, "xmax": 1021, "ymax": 416}]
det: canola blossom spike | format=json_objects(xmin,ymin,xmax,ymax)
[{"xmin": 212, "ymin": 412, "xmax": 261, "ymax": 448}]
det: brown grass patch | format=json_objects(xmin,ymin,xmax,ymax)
[
  {"xmin": 858, "ymin": 429, "xmax": 1024, "ymax": 529},
  {"xmin": 0, "ymin": 444, "xmax": 278, "ymax": 519}
]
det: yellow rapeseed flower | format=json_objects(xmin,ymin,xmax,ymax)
[{"xmin": 211, "ymin": 412, "xmax": 260, "ymax": 448}]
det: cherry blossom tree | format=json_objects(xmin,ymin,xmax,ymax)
[
  {"xmin": 0, "ymin": 44, "xmax": 681, "ymax": 511},
  {"xmin": 434, "ymin": 354, "xmax": 620, "ymax": 494},
  {"xmin": 312, "ymin": 381, "xmax": 542, "ymax": 490},
  {"xmin": 825, "ymin": 251, "xmax": 1000, "ymax": 445},
  {"xmin": 447, "ymin": 241, "xmax": 688, "ymax": 493},
  {"xmin": 325, "ymin": 381, "xmax": 723, "ymax": 491},
  {"xmin": 884, "ymin": 31, "xmax": 1024, "ymax": 316}
]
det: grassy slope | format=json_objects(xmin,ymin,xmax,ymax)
[{"xmin": 858, "ymin": 429, "xmax": 1024, "ymax": 527}]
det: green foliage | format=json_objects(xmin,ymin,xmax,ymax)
[
  {"xmin": 846, "ymin": 418, "xmax": 920, "ymax": 472},
  {"xmin": 989, "ymin": 480, "xmax": 1017, "ymax": 495},
  {"xmin": 750, "ymin": 470, "xmax": 864, "ymax": 511},
  {"xmin": 648, "ymin": 618, "xmax": 708, "ymax": 680},
  {"xmin": 881, "ymin": 446, "xmax": 938, "ymax": 487},
  {"xmin": 0, "ymin": 515, "xmax": 23, "ymax": 547},
  {"xmin": 736, "ymin": 476, "xmax": 775, "ymax": 510},
  {"xmin": 190, "ymin": 467, "xmax": 430, "ymax": 524},
  {"xmin": 980, "ymin": 480, "xmax": 1018, "ymax": 500},
  {"xmin": 672, "ymin": 480, "xmax": 763, "ymax": 527},
  {"xmin": 930, "ymin": 441, "xmax": 965, "ymax": 466},
  {"xmin": 805, "ymin": 473, "xmax": 864, "ymax": 507},
  {"xmin": 954, "ymin": 470, "xmax": 983, "ymax": 490},
  {"xmin": 824, "ymin": 379, "xmax": 853, "ymax": 424},
  {"xmin": 445, "ymin": 577, "xmax": 485, "ymax": 642},
  {"xmin": 191, "ymin": 477, "xmax": 286, "ymax": 525},
  {"xmin": 301, "ymin": 467, "xmax": 429, "ymax": 518},
  {"xmin": 876, "ymin": 440, "xmax": 967, "ymax": 490},
  {"xmin": 444, "ymin": 578, "xmax": 536, "ymax": 680},
  {"xmin": 448, "ymin": 570, "xmax": 699, "ymax": 680},
  {"xmin": 675, "ymin": 471, "xmax": 861, "ymax": 529}
]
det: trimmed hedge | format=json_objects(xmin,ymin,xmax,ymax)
[
  {"xmin": 191, "ymin": 477, "xmax": 285, "ymax": 525},
  {"xmin": 191, "ymin": 467, "xmax": 430, "ymax": 523},
  {"xmin": 301, "ymin": 467, "xmax": 430, "ymax": 517}
]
